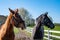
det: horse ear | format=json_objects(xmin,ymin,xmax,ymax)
[
  {"xmin": 15, "ymin": 9, "xmax": 18, "ymax": 13},
  {"xmin": 9, "ymin": 8, "xmax": 14, "ymax": 14},
  {"xmin": 45, "ymin": 12, "xmax": 48, "ymax": 15}
]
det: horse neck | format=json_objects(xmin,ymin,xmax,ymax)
[
  {"xmin": 35, "ymin": 23, "xmax": 42, "ymax": 32},
  {"xmin": 0, "ymin": 13, "xmax": 14, "ymax": 38},
  {"xmin": 1, "ymin": 13, "xmax": 13, "ymax": 29},
  {"xmin": 32, "ymin": 23, "xmax": 42, "ymax": 36},
  {"xmin": 5, "ymin": 13, "xmax": 13, "ymax": 26},
  {"xmin": 32, "ymin": 22, "xmax": 44, "ymax": 39},
  {"xmin": 4, "ymin": 13, "xmax": 14, "ymax": 31}
]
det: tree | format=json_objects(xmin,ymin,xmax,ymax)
[
  {"xmin": 0, "ymin": 15, "xmax": 7, "ymax": 26},
  {"xmin": 18, "ymin": 8, "xmax": 35, "ymax": 26}
]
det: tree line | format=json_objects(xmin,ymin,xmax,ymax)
[{"xmin": 0, "ymin": 8, "xmax": 60, "ymax": 27}]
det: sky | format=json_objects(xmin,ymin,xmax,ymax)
[{"xmin": 0, "ymin": 0, "xmax": 60, "ymax": 23}]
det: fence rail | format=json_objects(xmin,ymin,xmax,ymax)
[
  {"xmin": 26, "ymin": 27, "xmax": 60, "ymax": 40},
  {"xmin": 44, "ymin": 30, "xmax": 60, "ymax": 33}
]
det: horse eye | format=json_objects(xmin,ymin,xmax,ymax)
[
  {"xmin": 15, "ymin": 14, "xmax": 19, "ymax": 17},
  {"xmin": 48, "ymin": 23, "xmax": 50, "ymax": 25}
]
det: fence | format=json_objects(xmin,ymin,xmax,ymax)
[{"xmin": 26, "ymin": 27, "xmax": 60, "ymax": 40}]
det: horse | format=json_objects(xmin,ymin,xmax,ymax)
[
  {"xmin": 0, "ymin": 8, "xmax": 26, "ymax": 40},
  {"xmin": 32, "ymin": 12, "xmax": 55, "ymax": 40}
]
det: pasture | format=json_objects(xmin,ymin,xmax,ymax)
[
  {"xmin": 14, "ymin": 25, "xmax": 60, "ymax": 40},
  {"xmin": 44, "ymin": 25, "xmax": 60, "ymax": 40}
]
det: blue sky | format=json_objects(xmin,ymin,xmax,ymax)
[{"xmin": 0, "ymin": 0, "xmax": 60, "ymax": 23}]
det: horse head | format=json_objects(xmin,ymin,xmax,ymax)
[
  {"xmin": 36, "ymin": 12, "xmax": 55, "ymax": 29},
  {"xmin": 9, "ymin": 8, "xmax": 26, "ymax": 30}
]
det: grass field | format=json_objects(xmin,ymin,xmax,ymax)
[
  {"xmin": 44, "ymin": 25, "xmax": 60, "ymax": 40},
  {"xmin": 44, "ymin": 25, "xmax": 60, "ymax": 31},
  {"xmin": 14, "ymin": 25, "xmax": 60, "ymax": 40},
  {"xmin": 44, "ymin": 25, "xmax": 60, "ymax": 36},
  {"xmin": 14, "ymin": 27, "xmax": 31, "ymax": 40}
]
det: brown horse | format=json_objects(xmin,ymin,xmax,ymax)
[{"xmin": 0, "ymin": 8, "xmax": 26, "ymax": 40}]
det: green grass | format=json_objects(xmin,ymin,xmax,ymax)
[
  {"xmin": 44, "ymin": 25, "xmax": 60, "ymax": 40},
  {"xmin": 51, "ymin": 37, "xmax": 60, "ymax": 40},
  {"xmin": 14, "ymin": 27, "xmax": 19, "ymax": 33},
  {"xmin": 14, "ymin": 27, "xmax": 31, "ymax": 37},
  {"xmin": 44, "ymin": 25, "xmax": 60, "ymax": 37},
  {"xmin": 14, "ymin": 25, "xmax": 60, "ymax": 40},
  {"xmin": 44, "ymin": 31, "xmax": 60, "ymax": 36},
  {"xmin": 44, "ymin": 25, "xmax": 60, "ymax": 31}
]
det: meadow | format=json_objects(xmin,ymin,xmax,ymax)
[
  {"xmin": 14, "ymin": 25, "xmax": 60, "ymax": 40},
  {"xmin": 44, "ymin": 25, "xmax": 60, "ymax": 40}
]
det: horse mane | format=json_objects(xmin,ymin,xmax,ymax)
[{"xmin": 32, "ymin": 14, "xmax": 44, "ymax": 40}]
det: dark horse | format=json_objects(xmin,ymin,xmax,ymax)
[
  {"xmin": 0, "ymin": 8, "xmax": 26, "ymax": 40},
  {"xmin": 32, "ymin": 12, "xmax": 55, "ymax": 40}
]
